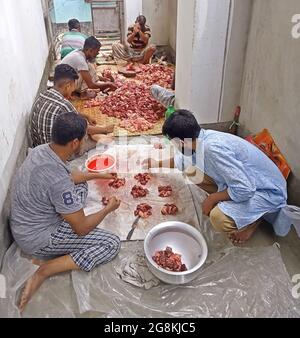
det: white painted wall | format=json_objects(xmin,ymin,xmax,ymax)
[
  {"xmin": 0, "ymin": 0, "xmax": 48, "ymax": 213},
  {"xmin": 168, "ymin": 0, "xmax": 178, "ymax": 52},
  {"xmin": 176, "ymin": 0, "xmax": 231, "ymax": 123},
  {"xmin": 175, "ymin": 0, "xmax": 251, "ymax": 124},
  {"xmin": 124, "ymin": 0, "xmax": 143, "ymax": 38},
  {"xmin": 240, "ymin": 0, "xmax": 300, "ymax": 204},
  {"xmin": 219, "ymin": 0, "xmax": 252, "ymax": 121},
  {"xmin": 142, "ymin": 0, "xmax": 170, "ymax": 46}
]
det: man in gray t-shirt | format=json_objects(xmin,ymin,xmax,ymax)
[
  {"xmin": 11, "ymin": 113, "xmax": 121, "ymax": 313},
  {"xmin": 61, "ymin": 36, "xmax": 117, "ymax": 98}
]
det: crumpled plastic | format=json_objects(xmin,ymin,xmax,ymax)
[{"xmin": 1, "ymin": 144, "xmax": 299, "ymax": 317}]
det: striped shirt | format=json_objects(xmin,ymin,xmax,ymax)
[
  {"xmin": 127, "ymin": 25, "xmax": 151, "ymax": 50},
  {"xmin": 30, "ymin": 88, "xmax": 77, "ymax": 147},
  {"xmin": 61, "ymin": 30, "xmax": 87, "ymax": 59}
]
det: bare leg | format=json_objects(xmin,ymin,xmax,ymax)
[
  {"xmin": 141, "ymin": 46, "xmax": 156, "ymax": 65},
  {"xmin": 228, "ymin": 220, "xmax": 261, "ymax": 245},
  {"xmin": 19, "ymin": 255, "xmax": 79, "ymax": 313}
]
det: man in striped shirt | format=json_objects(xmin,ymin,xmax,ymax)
[
  {"xmin": 61, "ymin": 19, "xmax": 87, "ymax": 60},
  {"xmin": 30, "ymin": 64, "xmax": 114, "ymax": 152},
  {"xmin": 112, "ymin": 15, "xmax": 156, "ymax": 64}
]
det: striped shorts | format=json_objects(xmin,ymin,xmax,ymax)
[{"xmin": 34, "ymin": 183, "xmax": 121, "ymax": 272}]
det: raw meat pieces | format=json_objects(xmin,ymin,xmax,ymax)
[
  {"xmin": 83, "ymin": 98, "xmax": 102, "ymax": 108},
  {"xmin": 161, "ymin": 204, "xmax": 179, "ymax": 216},
  {"xmin": 158, "ymin": 185, "xmax": 173, "ymax": 197},
  {"xmin": 152, "ymin": 247, "xmax": 187, "ymax": 272},
  {"xmin": 109, "ymin": 178, "xmax": 126, "ymax": 189},
  {"xmin": 134, "ymin": 173, "xmax": 151, "ymax": 186},
  {"xmin": 136, "ymin": 64, "xmax": 175, "ymax": 88},
  {"xmin": 119, "ymin": 118, "xmax": 154, "ymax": 133},
  {"xmin": 131, "ymin": 185, "xmax": 149, "ymax": 198},
  {"xmin": 102, "ymin": 197, "xmax": 109, "ymax": 206},
  {"xmin": 134, "ymin": 203, "xmax": 153, "ymax": 218},
  {"xmin": 99, "ymin": 81, "xmax": 165, "ymax": 133}
]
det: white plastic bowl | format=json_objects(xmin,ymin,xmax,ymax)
[
  {"xmin": 85, "ymin": 154, "xmax": 116, "ymax": 174},
  {"xmin": 144, "ymin": 222, "xmax": 208, "ymax": 285}
]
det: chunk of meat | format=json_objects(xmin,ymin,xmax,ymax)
[
  {"xmin": 153, "ymin": 143, "xmax": 164, "ymax": 149},
  {"xmin": 158, "ymin": 185, "xmax": 173, "ymax": 197},
  {"xmin": 109, "ymin": 178, "xmax": 126, "ymax": 189},
  {"xmin": 131, "ymin": 185, "xmax": 149, "ymax": 198},
  {"xmin": 83, "ymin": 98, "xmax": 102, "ymax": 108},
  {"xmin": 134, "ymin": 173, "xmax": 151, "ymax": 186},
  {"xmin": 134, "ymin": 203, "xmax": 153, "ymax": 219},
  {"xmin": 161, "ymin": 204, "xmax": 179, "ymax": 216},
  {"xmin": 102, "ymin": 197, "xmax": 109, "ymax": 206},
  {"xmin": 152, "ymin": 247, "xmax": 187, "ymax": 272}
]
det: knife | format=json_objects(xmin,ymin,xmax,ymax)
[{"xmin": 126, "ymin": 216, "xmax": 141, "ymax": 241}]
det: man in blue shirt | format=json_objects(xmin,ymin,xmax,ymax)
[{"xmin": 144, "ymin": 110, "xmax": 288, "ymax": 245}]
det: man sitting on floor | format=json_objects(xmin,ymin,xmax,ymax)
[
  {"xmin": 30, "ymin": 64, "xmax": 114, "ymax": 152},
  {"xmin": 61, "ymin": 18, "xmax": 87, "ymax": 60},
  {"xmin": 61, "ymin": 36, "xmax": 117, "ymax": 99},
  {"xmin": 11, "ymin": 113, "xmax": 121, "ymax": 312},
  {"xmin": 144, "ymin": 110, "xmax": 288, "ymax": 245},
  {"xmin": 112, "ymin": 15, "xmax": 156, "ymax": 65}
]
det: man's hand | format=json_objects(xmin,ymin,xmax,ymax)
[
  {"xmin": 134, "ymin": 23, "xmax": 141, "ymax": 34},
  {"xmin": 106, "ymin": 197, "xmax": 121, "ymax": 213},
  {"xmin": 142, "ymin": 158, "xmax": 159, "ymax": 170},
  {"xmin": 202, "ymin": 195, "xmax": 218, "ymax": 216},
  {"xmin": 87, "ymin": 116, "xmax": 97, "ymax": 126},
  {"xmin": 104, "ymin": 124, "xmax": 115, "ymax": 134},
  {"xmin": 101, "ymin": 82, "xmax": 118, "ymax": 92}
]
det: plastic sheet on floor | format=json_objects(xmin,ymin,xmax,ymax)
[{"xmin": 72, "ymin": 242, "xmax": 300, "ymax": 318}]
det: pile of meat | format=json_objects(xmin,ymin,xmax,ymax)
[
  {"xmin": 161, "ymin": 204, "xmax": 179, "ymax": 216},
  {"xmin": 136, "ymin": 64, "xmax": 175, "ymax": 88},
  {"xmin": 102, "ymin": 197, "xmax": 109, "ymax": 206},
  {"xmin": 83, "ymin": 98, "xmax": 102, "ymax": 108},
  {"xmin": 152, "ymin": 247, "xmax": 187, "ymax": 272},
  {"xmin": 134, "ymin": 173, "xmax": 151, "ymax": 186},
  {"xmin": 119, "ymin": 118, "xmax": 154, "ymax": 133},
  {"xmin": 158, "ymin": 185, "xmax": 173, "ymax": 197},
  {"xmin": 134, "ymin": 203, "xmax": 153, "ymax": 219},
  {"xmin": 131, "ymin": 185, "xmax": 149, "ymax": 198},
  {"xmin": 99, "ymin": 81, "xmax": 165, "ymax": 132},
  {"xmin": 109, "ymin": 178, "xmax": 126, "ymax": 189}
]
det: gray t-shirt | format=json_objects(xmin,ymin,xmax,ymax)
[
  {"xmin": 61, "ymin": 49, "xmax": 89, "ymax": 73},
  {"xmin": 11, "ymin": 144, "xmax": 83, "ymax": 254}
]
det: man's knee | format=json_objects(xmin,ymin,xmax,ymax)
[{"xmin": 210, "ymin": 206, "xmax": 236, "ymax": 233}]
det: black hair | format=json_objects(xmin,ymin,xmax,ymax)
[
  {"xmin": 51, "ymin": 113, "xmax": 88, "ymax": 146},
  {"xmin": 162, "ymin": 110, "xmax": 201, "ymax": 140},
  {"xmin": 83, "ymin": 36, "xmax": 101, "ymax": 50},
  {"xmin": 54, "ymin": 64, "xmax": 79, "ymax": 84},
  {"xmin": 136, "ymin": 15, "xmax": 146, "ymax": 29},
  {"xmin": 68, "ymin": 19, "xmax": 80, "ymax": 31}
]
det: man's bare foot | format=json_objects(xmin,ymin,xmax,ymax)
[
  {"xmin": 228, "ymin": 220, "xmax": 261, "ymax": 245},
  {"xmin": 19, "ymin": 269, "xmax": 46, "ymax": 313}
]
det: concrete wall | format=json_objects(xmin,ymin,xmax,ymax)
[
  {"xmin": 0, "ymin": 0, "xmax": 49, "ymax": 263},
  {"xmin": 239, "ymin": 0, "xmax": 300, "ymax": 205},
  {"xmin": 219, "ymin": 0, "xmax": 253, "ymax": 121},
  {"xmin": 168, "ymin": 0, "xmax": 178, "ymax": 52},
  {"xmin": 124, "ymin": 0, "xmax": 143, "ymax": 37},
  {"xmin": 142, "ymin": 0, "xmax": 170, "ymax": 46}
]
